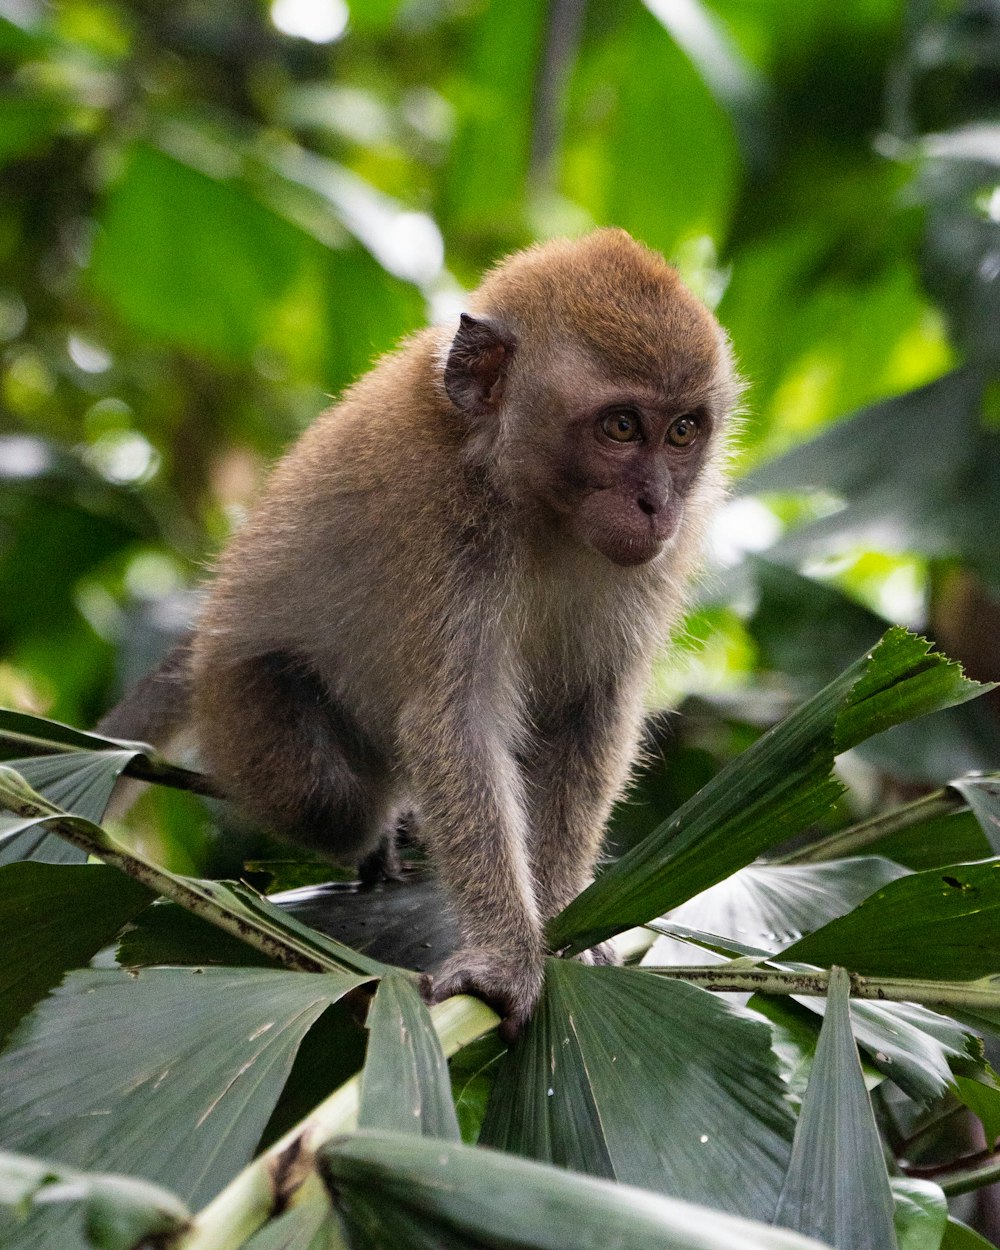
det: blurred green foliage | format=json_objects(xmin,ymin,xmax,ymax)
[{"xmin": 1, "ymin": 0, "xmax": 999, "ymax": 864}]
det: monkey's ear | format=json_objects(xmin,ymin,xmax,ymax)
[{"xmin": 444, "ymin": 313, "xmax": 517, "ymax": 415}]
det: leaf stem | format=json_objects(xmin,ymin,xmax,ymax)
[
  {"xmin": 644, "ymin": 964, "xmax": 1000, "ymax": 1013},
  {"xmin": 902, "ymin": 1149, "xmax": 1000, "ymax": 1196},
  {"xmin": 0, "ymin": 768, "xmax": 336, "ymax": 973},
  {"xmin": 0, "ymin": 728, "xmax": 220, "ymax": 797}
]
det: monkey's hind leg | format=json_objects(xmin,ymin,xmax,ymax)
[{"xmin": 192, "ymin": 650, "xmax": 397, "ymax": 865}]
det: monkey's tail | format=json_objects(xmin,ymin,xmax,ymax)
[{"xmin": 96, "ymin": 636, "xmax": 193, "ymax": 748}]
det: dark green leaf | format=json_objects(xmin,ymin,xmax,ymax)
[
  {"xmin": 358, "ymin": 972, "xmax": 460, "ymax": 1141},
  {"xmin": 857, "ymin": 809, "xmax": 990, "ymax": 873},
  {"xmin": 480, "ymin": 960, "xmax": 794, "ymax": 1222},
  {"xmin": 750, "ymin": 993, "xmax": 977, "ymax": 1105},
  {"xmin": 0, "ymin": 968, "xmax": 368, "ymax": 1208},
  {"xmin": 550, "ymin": 629, "xmax": 986, "ymax": 954},
  {"xmin": 954, "ymin": 1076, "xmax": 1000, "ymax": 1147},
  {"xmin": 0, "ymin": 863, "xmax": 152, "ymax": 1046},
  {"xmin": 117, "ymin": 900, "xmax": 279, "ymax": 969},
  {"xmin": 941, "ymin": 1218, "xmax": 995, "ymax": 1248},
  {"xmin": 0, "ymin": 96, "xmax": 64, "ymax": 166},
  {"xmin": 773, "ymin": 968, "xmax": 898, "ymax": 1249},
  {"xmin": 0, "ymin": 812, "xmax": 88, "ymax": 866},
  {"xmin": 319, "ymin": 1130, "xmax": 833, "ymax": 1250},
  {"xmin": 0, "ymin": 708, "xmax": 128, "ymax": 758},
  {"xmin": 448, "ymin": 1032, "xmax": 508, "ymax": 1145},
  {"xmin": 783, "ymin": 860, "xmax": 1000, "ymax": 980},
  {"xmin": 0, "ymin": 1149, "xmax": 189, "ymax": 1250},
  {"xmin": 0, "ymin": 741, "xmax": 138, "ymax": 866}
]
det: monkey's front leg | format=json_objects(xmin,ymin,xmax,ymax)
[
  {"xmin": 399, "ymin": 702, "xmax": 545, "ymax": 1039},
  {"xmin": 524, "ymin": 682, "xmax": 645, "ymax": 954}
]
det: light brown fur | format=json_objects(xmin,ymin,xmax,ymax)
[{"xmin": 101, "ymin": 229, "xmax": 739, "ymax": 1034}]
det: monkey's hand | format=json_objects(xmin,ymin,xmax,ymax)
[{"xmin": 429, "ymin": 946, "xmax": 544, "ymax": 1043}]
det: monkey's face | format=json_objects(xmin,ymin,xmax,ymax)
[
  {"xmin": 552, "ymin": 397, "xmax": 716, "ymax": 566},
  {"xmin": 501, "ymin": 340, "xmax": 727, "ymax": 569}
]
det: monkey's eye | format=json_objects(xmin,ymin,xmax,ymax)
[
  {"xmin": 667, "ymin": 414, "xmax": 701, "ymax": 447},
  {"xmin": 600, "ymin": 409, "xmax": 642, "ymax": 443}
]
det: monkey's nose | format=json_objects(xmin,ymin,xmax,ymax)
[{"xmin": 637, "ymin": 494, "xmax": 659, "ymax": 517}]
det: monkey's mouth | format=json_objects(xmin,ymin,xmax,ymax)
[{"xmin": 590, "ymin": 527, "xmax": 666, "ymax": 567}]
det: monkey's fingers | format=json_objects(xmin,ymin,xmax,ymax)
[{"xmin": 429, "ymin": 949, "xmax": 542, "ymax": 1042}]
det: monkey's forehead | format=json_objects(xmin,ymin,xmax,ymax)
[{"xmin": 471, "ymin": 230, "xmax": 721, "ymax": 390}]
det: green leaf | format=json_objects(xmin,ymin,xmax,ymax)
[
  {"xmin": 954, "ymin": 1075, "xmax": 1000, "ymax": 1147},
  {"xmin": 319, "ymin": 1130, "xmax": 833, "ymax": 1250},
  {"xmin": 0, "ymin": 1149, "xmax": 190, "ymax": 1250},
  {"xmin": 0, "ymin": 95, "xmax": 64, "ymax": 166},
  {"xmin": 90, "ymin": 143, "xmax": 307, "ymax": 364},
  {"xmin": 782, "ymin": 860, "xmax": 1000, "ymax": 980},
  {"xmin": 480, "ymin": 960, "xmax": 794, "ymax": 1222},
  {"xmin": 950, "ymin": 777, "xmax": 1000, "ymax": 853},
  {"xmin": 891, "ymin": 1178, "xmax": 948, "ymax": 1250},
  {"xmin": 941, "ymin": 1218, "xmax": 995, "ymax": 1248},
  {"xmin": 448, "ymin": 1033, "xmax": 508, "ymax": 1145},
  {"xmin": 0, "ymin": 709, "xmax": 210, "ymax": 864},
  {"xmin": 11, "ymin": 751, "xmax": 139, "ymax": 822},
  {"xmin": 438, "ymin": 0, "xmax": 546, "ymax": 242},
  {"xmin": 564, "ymin": 4, "xmax": 738, "ymax": 260},
  {"xmin": 358, "ymin": 972, "xmax": 460, "ymax": 1141},
  {"xmin": 0, "ymin": 708, "xmax": 130, "ymax": 757},
  {"xmin": 751, "ymin": 992, "xmax": 978, "ymax": 1105},
  {"xmin": 0, "ymin": 862, "xmax": 152, "ymax": 1046},
  {"xmin": 773, "ymin": 967, "xmax": 898, "ymax": 1249},
  {"xmin": 0, "ymin": 743, "xmax": 138, "ymax": 865},
  {"xmin": 853, "ymin": 809, "xmax": 991, "ymax": 873},
  {"xmin": 0, "ymin": 968, "xmax": 368, "ymax": 1209},
  {"xmin": 550, "ymin": 628, "xmax": 987, "ymax": 954},
  {"xmin": 743, "ymin": 369, "xmax": 1000, "ymax": 594},
  {"xmin": 645, "ymin": 857, "xmax": 909, "ymax": 966}
]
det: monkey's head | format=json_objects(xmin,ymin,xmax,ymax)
[{"xmin": 443, "ymin": 229, "xmax": 739, "ymax": 568}]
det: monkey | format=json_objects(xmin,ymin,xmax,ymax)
[{"xmin": 98, "ymin": 229, "xmax": 739, "ymax": 1037}]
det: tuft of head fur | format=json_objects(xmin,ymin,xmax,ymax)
[{"xmin": 469, "ymin": 229, "xmax": 727, "ymax": 394}]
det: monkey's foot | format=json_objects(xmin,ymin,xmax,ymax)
[
  {"xmin": 357, "ymin": 833, "xmax": 403, "ymax": 886},
  {"xmin": 429, "ymin": 947, "xmax": 544, "ymax": 1043}
]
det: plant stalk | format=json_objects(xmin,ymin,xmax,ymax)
[
  {"xmin": 903, "ymin": 1150, "xmax": 1000, "ymax": 1197},
  {"xmin": 0, "ymin": 727, "xmax": 220, "ymax": 796},
  {"xmin": 0, "ymin": 768, "xmax": 341, "ymax": 973},
  {"xmin": 645, "ymin": 963, "xmax": 1000, "ymax": 1012}
]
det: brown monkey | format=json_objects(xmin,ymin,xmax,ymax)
[{"xmin": 99, "ymin": 229, "xmax": 739, "ymax": 1035}]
